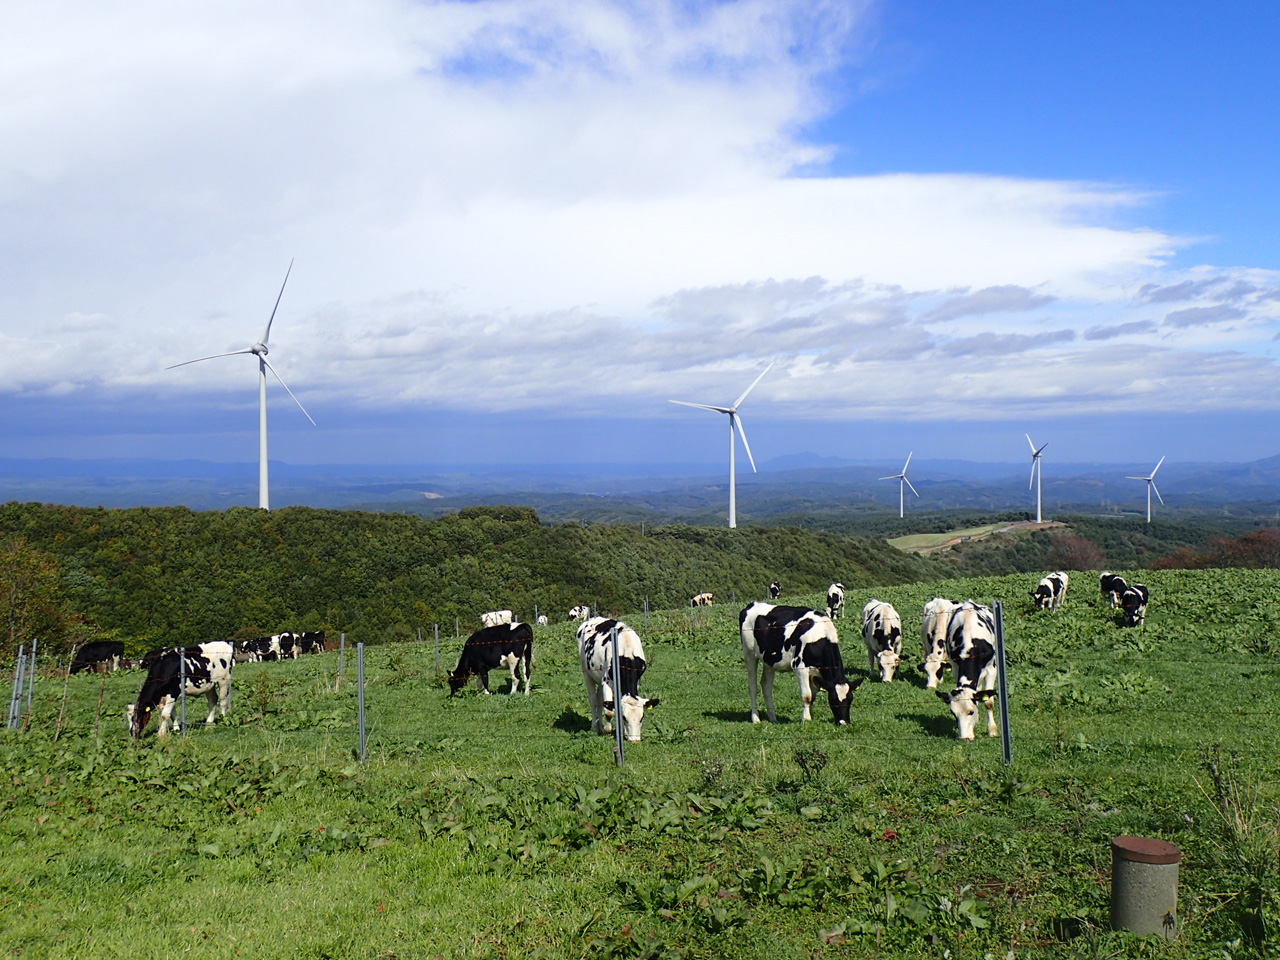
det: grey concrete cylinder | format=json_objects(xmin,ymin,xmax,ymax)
[{"xmin": 1111, "ymin": 836, "xmax": 1181, "ymax": 938}]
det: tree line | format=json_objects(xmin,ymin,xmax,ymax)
[{"xmin": 0, "ymin": 501, "xmax": 938, "ymax": 660}]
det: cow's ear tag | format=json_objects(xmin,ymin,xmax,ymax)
[{"xmin": 645, "ymin": 698, "xmax": 661, "ymax": 710}]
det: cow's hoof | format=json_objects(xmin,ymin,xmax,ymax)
[{"xmin": 751, "ymin": 716, "xmax": 761, "ymax": 724}]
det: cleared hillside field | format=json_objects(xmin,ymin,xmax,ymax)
[{"xmin": 2, "ymin": 569, "xmax": 1278, "ymax": 958}]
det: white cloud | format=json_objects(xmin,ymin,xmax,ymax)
[{"xmin": 0, "ymin": 0, "xmax": 1278, "ymax": 434}]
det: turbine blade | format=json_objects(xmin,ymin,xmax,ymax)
[
  {"xmin": 904, "ymin": 476, "xmax": 920, "ymax": 498},
  {"xmin": 731, "ymin": 360, "xmax": 775, "ymax": 410},
  {"xmin": 1026, "ymin": 433, "xmax": 1036, "ymax": 453},
  {"xmin": 734, "ymin": 413, "xmax": 758, "ymax": 473},
  {"xmin": 669, "ymin": 400, "xmax": 732, "ymax": 414},
  {"xmin": 1030, "ymin": 460, "xmax": 1037, "ymax": 490},
  {"xmin": 1151, "ymin": 455, "xmax": 1165, "ymax": 477},
  {"xmin": 1152, "ymin": 481, "xmax": 1164, "ymax": 505},
  {"xmin": 878, "ymin": 474, "xmax": 899, "ymax": 481},
  {"xmin": 1034, "ymin": 440, "xmax": 1049, "ymax": 456},
  {"xmin": 260, "ymin": 259, "xmax": 294, "ymax": 346},
  {"xmin": 1125, "ymin": 476, "xmax": 1146, "ymax": 481},
  {"xmin": 166, "ymin": 348, "xmax": 255, "ymax": 370},
  {"xmin": 261, "ymin": 357, "xmax": 316, "ymax": 425},
  {"xmin": 902, "ymin": 451, "xmax": 912, "ymax": 473}
]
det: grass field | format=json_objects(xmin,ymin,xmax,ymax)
[
  {"xmin": 888, "ymin": 524, "xmax": 1010, "ymax": 552},
  {"xmin": 3, "ymin": 569, "xmax": 1279, "ymax": 959}
]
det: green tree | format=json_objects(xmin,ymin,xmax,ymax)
[{"xmin": 0, "ymin": 536, "xmax": 84, "ymax": 660}]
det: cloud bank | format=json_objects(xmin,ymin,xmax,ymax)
[{"xmin": 1, "ymin": 0, "xmax": 1278, "ymax": 434}]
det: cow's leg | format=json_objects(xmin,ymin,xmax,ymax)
[
  {"xmin": 584, "ymin": 676, "xmax": 605, "ymax": 734},
  {"xmin": 477, "ymin": 671, "xmax": 491, "ymax": 695},
  {"xmin": 201, "ymin": 687, "xmax": 218, "ymax": 725},
  {"xmin": 217, "ymin": 674, "xmax": 232, "ymax": 719},
  {"xmin": 156, "ymin": 695, "xmax": 176, "ymax": 739},
  {"xmin": 744, "ymin": 652, "xmax": 762, "ymax": 723},
  {"xmin": 983, "ymin": 696, "xmax": 998, "ymax": 737},
  {"xmin": 761, "ymin": 666, "xmax": 778, "ymax": 723},
  {"xmin": 796, "ymin": 668, "xmax": 814, "ymax": 722},
  {"xmin": 508, "ymin": 658, "xmax": 519, "ymax": 696},
  {"xmin": 600, "ymin": 676, "xmax": 616, "ymax": 734},
  {"xmin": 523, "ymin": 650, "xmax": 532, "ymax": 695}
]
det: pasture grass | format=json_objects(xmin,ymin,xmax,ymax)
[
  {"xmin": 887, "ymin": 524, "xmax": 1008, "ymax": 551},
  {"xmin": 2, "ymin": 568, "xmax": 1279, "ymax": 958}
]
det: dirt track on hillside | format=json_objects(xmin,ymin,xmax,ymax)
[{"xmin": 913, "ymin": 520, "xmax": 1065, "ymax": 554}]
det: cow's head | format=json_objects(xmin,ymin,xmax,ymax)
[
  {"xmin": 1031, "ymin": 586, "xmax": 1052, "ymax": 609},
  {"xmin": 824, "ymin": 676, "xmax": 863, "ymax": 725},
  {"xmin": 920, "ymin": 657, "xmax": 951, "ymax": 690},
  {"xmin": 127, "ymin": 700, "xmax": 156, "ymax": 739},
  {"xmin": 875, "ymin": 648, "xmax": 902, "ymax": 683},
  {"xmin": 447, "ymin": 670, "xmax": 471, "ymax": 695},
  {"xmin": 936, "ymin": 687, "xmax": 995, "ymax": 741},
  {"xmin": 603, "ymin": 695, "xmax": 660, "ymax": 742}
]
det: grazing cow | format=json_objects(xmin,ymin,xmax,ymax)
[
  {"xmin": 769, "ymin": 581, "xmax": 781, "ymax": 600},
  {"xmin": 827, "ymin": 583, "xmax": 846, "ymax": 619},
  {"xmin": 448, "ymin": 622, "xmax": 534, "ymax": 696},
  {"xmin": 1120, "ymin": 584, "xmax": 1150, "ymax": 628},
  {"xmin": 536, "ymin": 615, "xmax": 549, "ymax": 626},
  {"xmin": 577, "ymin": 617, "xmax": 660, "ymax": 742},
  {"xmin": 296, "ymin": 631, "xmax": 327, "ymax": 655},
  {"xmin": 568, "ymin": 605, "xmax": 591, "ymax": 621},
  {"xmin": 1032, "ymin": 571, "xmax": 1070, "ymax": 612},
  {"xmin": 127, "ymin": 644, "xmax": 234, "ymax": 739},
  {"xmin": 861, "ymin": 600, "xmax": 904, "ymax": 682},
  {"xmin": 692, "ymin": 592, "xmax": 714, "ymax": 607},
  {"xmin": 920, "ymin": 598, "xmax": 957, "ymax": 689},
  {"xmin": 480, "ymin": 609, "xmax": 514, "ymax": 628},
  {"xmin": 235, "ymin": 633, "xmax": 296, "ymax": 662},
  {"xmin": 936, "ymin": 601, "xmax": 999, "ymax": 741},
  {"xmin": 739, "ymin": 602, "xmax": 863, "ymax": 725},
  {"xmin": 1100, "ymin": 572, "xmax": 1128, "ymax": 608},
  {"xmin": 69, "ymin": 640, "xmax": 125, "ymax": 675}
]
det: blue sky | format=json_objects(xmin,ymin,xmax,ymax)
[{"xmin": 2, "ymin": 0, "xmax": 1279, "ymax": 476}]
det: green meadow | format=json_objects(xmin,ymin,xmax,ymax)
[{"xmin": 2, "ymin": 569, "xmax": 1278, "ymax": 959}]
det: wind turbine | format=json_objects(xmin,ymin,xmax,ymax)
[
  {"xmin": 880, "ymin": 452, "xmax": 919, "ymax": 518},
  {"xmin": 1027, "ymin": 433, "xmax": 1048, "ymax": 523},
  {"xmin": 1126, "ymin": 456, "xmax": 1166, "ymax": 523},
  {"xmin": 670, "ymin": 361, "xmax": 774, "ymax": 528},
  {"xmin": 167, "ymin": 261, "xmax": 315, "ymax": 510}
]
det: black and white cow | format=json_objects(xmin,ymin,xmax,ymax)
[
  {"xmin": 568, "ymin": 605, "xmax": 591, "ymax": 622},
  {"xmin": 920, "ymin": 598, "xmax": 956, "ymax": 689},
  {"xmin": 448, "ymin": 621, "xmax": 534, "ymax": 696},
  {"xmin": 1120, "ymin": 584, "xmax": 1150, "ymax": 628},
  {"xmin": 739, "ymin": 602, "xmax": 863, "ymax": 725},
  {"xmin": 827, "ymin": 583, "xmax": 846, "ymax": 619},
  {"xmin": 70, "ymin": 640, "xmax": 125, "ymax": 675},
  {"xmin": 692, "ymin": 592, "xmax": 714, "ymax": 607},
  {"xmin": 861, "ymin": 600, "xmax": 903, "ymax": 682},
  {"xmin": 1032, "ymin": 571, "xmax": 1070, "ymax": 612},
  {"xmin": 296, "ymin": 631, "xmax": 327, "ymax": 655},
  {"xmin": 769, "ymin": 581, "xmax": 781, "ymax": 600},
  {"xmin": 1100, "ymin": 572, "xmax": 1128, "ymax": 608},
  {"xmin": 235, "ymin": 633, "xmax": 296, "ymax": 662},
  {"xmin": 577, "ymin": 617, "xmax": 660, "ymax": 742},
  {"xmin": 536, "ymin": 615, "xmax": 549, "ymax": 626},
  {"xmin": 127, "ymin": 642, "xmax": 234, "ymax": 739},
  {"xmin": 481, "ymin": 609, "xmax": 514, "ymax": 628},
  {"xmin": 936, "ymin": 601, "xmax": 999, "ymax": 741}
]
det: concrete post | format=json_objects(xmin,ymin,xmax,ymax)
[{"xmin": 1111, "ymin": 836, "xmax": 1180, "ymax": 937}]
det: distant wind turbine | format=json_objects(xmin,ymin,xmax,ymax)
[
  {"xmin": 880, "ymin": 452, "xmax": 919, "ymax": 518},
  {"xmin": 670, "ymin": 361, "xmax": 774, "ymax": 529},
  {"xmin": 1027, "ymin": 433, "xmax": 1048, "ymax": 523},
  {"xmin": 167, "ymin": 261, "xmax": 315, "ymax": 510},
  {"xmin": 1126, "ymin": 456, "xmax": 1166, "ymax": 523}
]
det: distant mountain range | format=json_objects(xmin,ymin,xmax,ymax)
[{"xmin": 3, "ymin": 454, "xmax": 1280, "ymax": 524}]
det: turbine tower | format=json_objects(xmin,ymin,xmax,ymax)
[
  {"xmin": 1126, "ymin": 456, "xmax": 1166, "ymax": 523},
  {"xmin": 1027, "ymin": 433, "xmax": 1048, "ymax": 523},
  {"xmin": 167, "ymin": 261, "xmax": 315, "ymax": 510},
  {"xmin": 880, "ymin": 452, "xmax": 919, "ymax": 518},
  {"xmin": 670, "ymin": 361, "xmax": 774, "ymax": 528}
]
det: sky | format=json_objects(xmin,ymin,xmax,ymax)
[{"xmin": 3, "ymin": 0, "xmax": 1280, "ymax": 473}]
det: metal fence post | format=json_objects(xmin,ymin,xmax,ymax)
[
  {"xmin": 994, "ymin": 601, "xmax": 1012, "ymax": 765},
  {"xmin": 25, "ymin": 637, "xmax": 37, "ymax": 726},
  {"xmin": 434, "ymin": 623, "xmax": 440, "ymax": 676},
  {"xmin": 7, "ymin": 646, "xmax": 25, "ymax": 730},
  {"xmin": 455, "ymin": 617, "xmax": 459, "ymax": 638},
  {"xmin": 643, "ymin": 596, "xmax": 649, "ymax": 633},
  {"xmin": 337, "ymin": 633, "xmax": 346, "ymax": 689},
  {"xmin": 610, "ymin": 625, "xmax": 625, "ymax": 767},
  {"xmin": 357, "ymin": 642, "xmax": 367, "ymax": 762},
  {"xmin": 178, "ymin": 646, "xmax": 187, "ymax": 735}
]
